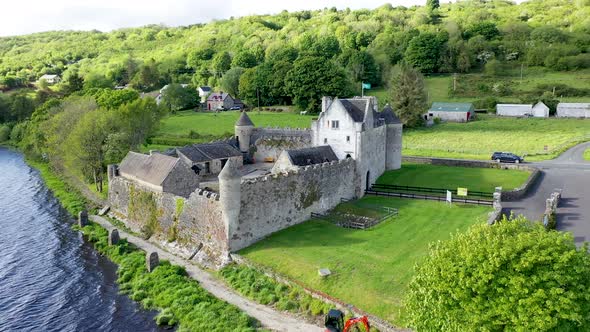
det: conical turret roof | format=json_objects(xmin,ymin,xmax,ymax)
[
  {"xmin": 381, "ymin": 104, "xmax": 402, "ymax": 124},
  {"xmin": 235, "ymin": 111, "xmax": 254, "ymax": 127},
  {"xmin": 219, "ymin": 158, "xmax": 242, "ymax": 180}
]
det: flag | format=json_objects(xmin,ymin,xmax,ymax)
[{"xmin": 362, "ymin": 83, "xmax": 371, "ymax": 89}]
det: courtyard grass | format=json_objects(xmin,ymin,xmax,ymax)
[
  {"xmin": 403, "ymin": 114, "xmax": 590, "ymax": 161},
  {"xmin": 240, "ymin": 196, "xmax": 490, "ymax": 325},
  {"xmin": 377, "ymin": 163, "xmax": 530, "ymax": 192}
]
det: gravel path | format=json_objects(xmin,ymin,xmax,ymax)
[{"xmin": 90, "ymin": 215, "xmax": 324, "ymax": 332}]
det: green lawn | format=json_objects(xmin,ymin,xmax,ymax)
[
  {"xmin": 147, "ymin": 110, "xmax": 315, "ymax": 151},
  {"xmin": 403, "ymin": 114, "xmax": 590, "ymax": 161},
  {"xmin": 240, "ymin": 197, "xmax": 490, "ymax": 325},
  {"xmin": 584, "ymin": 149, "xmax": 590, "ymax": 161},
  {"xmin": 377, "ymin": 163, "xmax": 530, "ymax": 192}
]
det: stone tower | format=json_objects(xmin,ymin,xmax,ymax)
[
  {"xmin": 235, "ymin": 111, "xmax": 255, "ymax": 153},
  {"xmin": 383, "ymin": 105, "xmax": 403, "ymax": 170},
  {"xmin": 218, "ymin": 158, "xmax": 241, "ymax": 252}
]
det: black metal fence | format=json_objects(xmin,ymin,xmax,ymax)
[
  {"xmin": 365, "ymin": 189, "xmax": 494, "ymax": 206},
  {"xmin": 371, "ymin": 183, "xmax": 494, "ymax": 199}
]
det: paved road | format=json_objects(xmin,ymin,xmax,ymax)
[
  {"xmin": 90, "ymin": 215, "xmax": 324, "ymax": 332},
  {"xmin": 502, "ymin": 142, "xmax": 590, "ymax": 244}
]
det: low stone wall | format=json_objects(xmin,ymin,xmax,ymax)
[
  {"xmin": 402, "ymin": 156, "xmax": 541, "ymax": 202},
  {"xmin": 543, "ymin": 190, "xmax": 561, "ymax": 229},
  {"xmin": 231, "ymin": 254, "xmax": 409, "ymax": 332}
]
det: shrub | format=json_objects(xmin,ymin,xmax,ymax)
[
  {"xmin": 545, "ymin": 212, "xmax": 557, "ymax": 230},
  {"xmin": 473, "ymin": 97, "xmax": 498, "ymax": 112},
  {"xmin": 404, "ymin": 217, "xmax": 590, "ymax": 331},
  {"xmin": 0, "ymin": 125, "xmax": 10, "ymax": 142}
]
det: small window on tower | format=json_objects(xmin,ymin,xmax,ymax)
[
  {"xmin": 324, "ymin": 138, "xmax": 328, "ymax": 144},
  {"xmin": 346, "ymin": 136, "xmax": 350, "ymax": 142},
  {"xmin": 331, "ymin": 120, "xmax": 339, "ymax": 129}
]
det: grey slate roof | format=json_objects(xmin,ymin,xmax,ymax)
[
  {"xmin": 199, "ymin": 86, "xmax": 211, "ymax": 92},
  {"xmin": 177, "ymin": 142, "xmax": 242, "ymax": 163},
  {"xmin": 207, "ymin": 92, "xmax": 230, "ymax": 102},
  {"xmin": 429, "ymin": 102, "xmax": 474, "ymax": 112},
  {"xmin": 235, "ymin": 111, "xmax": 254, "ymax": 126},
  {"xmin": 380, "ymin": 105, "xmax": 402, "ymax": 124},
  {"xmin": 287, "ymin": 146, "xmax": 338, "ymax": 166},
  {"xmin": 339, "ymin": 99, "xmax": 367, "ymax": 122},
  {"xmin": 119, "ymin": 152, "xmax": 178, "ymax": 186}
]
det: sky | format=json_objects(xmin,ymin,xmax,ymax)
[{"xmin": 0, "ymin": 0, "xmax": 436, "ymax": 37}]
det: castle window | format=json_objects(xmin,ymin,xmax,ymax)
[
  {"xmin": 331, "ymin": 120, "xmax": 339, "ymax": 129},
  {"xmin": 324, "ymin": 138, "xmax": 328, "ymax": 144},
  {"xmin": 346, "ymin": 136, "xmax": 350, "ymax": 142}
]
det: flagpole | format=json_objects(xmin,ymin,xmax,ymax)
[{"xmin": 361, "ymin": 82, "xmax": 364, "ymax": 97}]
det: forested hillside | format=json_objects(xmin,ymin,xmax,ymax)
[{"xmin": 1, "ymin": 0, "xmax": 590, "ymax": 112}]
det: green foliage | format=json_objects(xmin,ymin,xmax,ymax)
[
  {"xmin": 404, "ymin": 217, "xmax": 590, "ymax": 331},
  {"xmin": 464, "ymin": 22, "xmax": 499, "ymax": 40},
  {"xmin": 285, "ymin": 56, "xmax": 352, "ymax": 112},
  {"xmin": 583, "ymin": 148, "xmax": 590, "ymax": 161},
  {"xmin": 404, "ymin": 32, "xmax": 446, "ymax": 73},
  {"xmin": 82, "ymin": 88, "xmax": 140, "ymax": 110},
  {"xmin": 128, "ymin": 186, "xmax": 160, "ymax": 239},
  {"xmin": 219, "ymin": 264, "xmax": 332, "ymax": 317},
  {"xmin": 545, "ymin": 212, "xmax": 557, "ymax": 230},
  {"xmin": 220, "ymin": 67, "xmax": 245, "ymax": 98},
  {"xmin": 79, "ymin": 223, "xmax": 256, "ymax": 331},
  {"xmin": 232, "ymin": 50, "xmax": 258, "ymax": 68},
  {"xmin": 0, "ymin": 124, "xmax": 10, "ymax": 142},
  {"xmin": 160, "ymin": 83, "xmax": 198, "ymax": 112},
  {"xmin": 389, "ymin": 62, "xmax": 427, "ymax": 127}
]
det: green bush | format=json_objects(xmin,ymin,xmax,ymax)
[
  {"xmin": 0, "ymin": 125, "xmax": 10, "ymax": 142},
  {"xmin": 545, "ymin": 212, "xmax": 557, "ymax": 230},
  {"xmin": 404, "ymin": 217, "xmax": 590, "ymax": 331}
]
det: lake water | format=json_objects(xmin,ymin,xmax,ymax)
[{"xmin": 0, "ymin": 148, "xmax": 162, "ymax": 332}]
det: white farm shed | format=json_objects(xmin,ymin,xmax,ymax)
[
  {"xmin": 557, "ymin": 103, "xmax": 590, "ymax": 118},
  {"xmin": 496, "ymin": 102, "xmax": 549, "ymax": 118}
]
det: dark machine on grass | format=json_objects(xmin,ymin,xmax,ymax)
[{"xmin": 325, "ymin": 309, "xmax": 371, "ymax": 332}]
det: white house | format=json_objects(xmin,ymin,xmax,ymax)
[
  {"xmin": 496, "ymin": 102, "xmax": 549, "ymax": 118},
  {"xmin": 557, "ymin": 103, "xmax": 590, "ymax": 118},
  {"xmin": 198, "ymin": 86, "xmax": 211, "ymax": 103},
  {"xmin": 38, "ymin": 74, "xmax": 61, "ymax": 85}
]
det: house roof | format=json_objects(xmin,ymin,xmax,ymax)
[
  {"xmin": 429, "ymin": 102, "xmax": 474, "ymax": 112},
  {"xmin": 235, "ymin": 111, "xmax": 254, "ymax": 126},
  {"xmin": 207, "ymin": 92, "xmax": 230, "ymax": 101},
  {"xmin": 339, "ymin": 99, "xmax": 368, "ymax": 122},
  {"xmin": 380, "ymin": 105, "xmax": 402, "ymax": 124},
  {"xmin": 118, "ymin": 151, "xmax": 178, "ymax": 186},
  {"xmin": 40, "ymin": 74, "xmax": 59, "ymax": 79},
  {"xmin": 177, "ymin": 142, "xmax": 242, "ymax": 163},
  {"xmin": 286, "ymin": 146, "xmax": 338, "ymax": 166},
  {"xmin": 199, "ymin": 86, "xmax": 211, "ymax": 92}
]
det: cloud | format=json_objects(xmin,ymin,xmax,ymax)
[{"xmin": 0, "ymin": 0, "xmax": 428, "ymax": 37}]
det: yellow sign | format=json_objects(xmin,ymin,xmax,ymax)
[{"xmin": 457, "ymin": 188, "xmax": 468, "ymax": 197}]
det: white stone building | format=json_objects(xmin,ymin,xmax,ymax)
[
  {"xmin": 38, "ymin": 74, "xmax": 61, "ymax": 84},
  {"xmin": 557, "ymin": 103, "xmax": 590, "ymax": 118},
  {"xmin": 496, "ymin": 102, "xmax": 549, "ymax": 118}
]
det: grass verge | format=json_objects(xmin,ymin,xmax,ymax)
[
  {"xmin": 26, "ymin": 159, "xmax": 90, "ymax": 215},
  {"xmin": 377, "ymin": 163, "xmax": 530, "ymax": 192},
  {"xmin": 79, "ymin": 223, "xmax": 258, "ymax": 331},
  {"xmin": 240, "ymin": 196, "xmax": 490, "ymax": 325},
  {"xmin": 584, "ymin": 149, "xmax": 590, "ymax": 161}
]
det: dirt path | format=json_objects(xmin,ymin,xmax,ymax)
[{"xmin": 90, "ymin": 215, "xmax": 324, "ymax": 332}]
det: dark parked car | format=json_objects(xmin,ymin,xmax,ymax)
[
  {"xmin": 491, "ymin": 152, "xmax": 523, "ymax": 163},
  {"xmin": 230, "ymin": 105, "xmax": 241, "ymax": 110}
]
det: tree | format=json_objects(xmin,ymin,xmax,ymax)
[
  {"xmin": 465, "ymin": 22, "xmax": 500, "ymax": 40},
  {"xmin": 220, "ymin": 67, "xmax": 245, "ymax": 97},
  {"xmin": 63, "ymin": 69, "xmax": 84, "ymax": 94},
  {"xmin": 64, "ymin": 110, "xmax": 113, "ymax": 192},
  {"xmin": 231, "ymin": 50, "xmax": 257, "ymax": 68},
  {"xmin": 285, "ymin": 56, "xmax": 353, "ymax": 112},
  {"xmin": 405, "ymin": 217, "xmax": 590, "ymax": 331},
  {"xmin": 388, "ymin": 62, "xmax": 427, "ymax": 127},
  {"xmin": 116, "ymin": 98, "xmax": 166, "ymax": 149},
  {"xmin": 131, "ymin": 59, "xmax": 160, "ymax": 91},
  {"xmin": 38, "ymin": 78, "xmax": 49, "ymax": 91},
  {"xmin": 83, "ymin": 72, "xmax": 114, "ymax": 90},
  {"xmin": 160, "ymin": 83, "xmax": 198, "ymax": 112},
  {"xmin": 339, "ymin": 49, "xmax": 381, "ymax": 86},
  {"xmin": 10, "ymin": 94, "xmax": 36, "ymax": 122},
  {"xmin": 426, "ymin": 0, "xmax": 439, "ymax": 10},
  {"xmin": 404, "ymin": 32, "xmax": 446, "ymax": 73},
  {"xmin": 212, "ymin": 51, "xmax": 231, "ymax": 77}
]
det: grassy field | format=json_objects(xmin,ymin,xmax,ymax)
[
  {"xmin": 377, "ymin": 163, "xmax": 530, "ymax": 192},
  {"xmin": 240, "ymin": 196, "xmax": 490, "ymax": 325},
  {"xmin": 146, "ymin": 110, "xmax": 315, "ymax": 151},
  {"xmin": 403, "ymin": 114, "xmax": 590, "ymax": 161},
  {"xmin": 585, "ymin": 149, "xmax": 590, "ymax": 161}
]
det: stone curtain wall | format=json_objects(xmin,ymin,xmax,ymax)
[
  {"xmin": 231, "ymin": 158, "xmax": 357, "ymax": 251},
  {"xmin": 357, "ymin": 126, "xmax": 387, "ymax": 196},
  {"xmin": 251, "ymin": 127, "xmax": 312, "ymax": 162},
  {"xmin": 108, "ymin": 175, "xmax": 228, "ymax": 259}
]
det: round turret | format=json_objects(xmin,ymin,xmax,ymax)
[
  {"xmin": 218, "ymin": 158, "xmax": 241, "ymax": 251},
  {"xmin": 235, "ymin": 111, "xmax": 255, "ymax": 153}
]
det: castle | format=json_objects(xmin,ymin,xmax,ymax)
[{"xmin": 107, "ymin": 96, "xmax": 402, "ymax": 263}]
